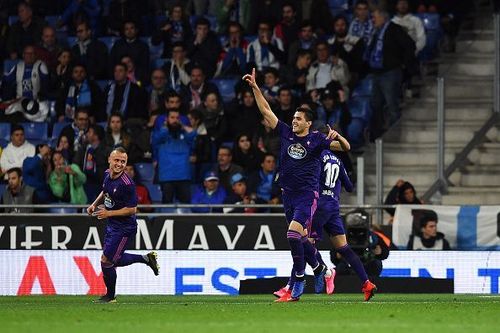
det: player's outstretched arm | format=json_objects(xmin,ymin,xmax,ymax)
[
  {"xmin": 242, "ymin": 68, "xmax": 278, "ymax": 129},
  {"xmin": 326, "ymin": 125, "xmax": 351, "ymax": 152},
  {"xmin": 87, "ymin": 191, "xmax": 104, "ymax": 215}
]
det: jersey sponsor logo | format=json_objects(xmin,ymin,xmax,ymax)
[
  {"xmin": 287, "ymin": 143, "xmax": 307, "ymax": 159},
  {"xmin": 103, "ymin": 193, "xmax": 115, "ymax": 209}
]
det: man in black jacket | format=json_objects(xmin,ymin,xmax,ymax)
[
  {"xmin": 71, "ymin": 21, "xmax": 109, "ymax": 80},
  {"xmin": 364, "ymin": 9, "xmax": 416, "ymax": 141},
  {"xmin": 56, "ymin": 64, "xmax": 105, "ymax": 122},
  {"xmin": 186, "ymin": 17, "xmax": 222, "ymax": 78}
]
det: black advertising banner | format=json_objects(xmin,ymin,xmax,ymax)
[{"xmin": 0, "ymin": 215, "xmax": 334, "ymax": 250}]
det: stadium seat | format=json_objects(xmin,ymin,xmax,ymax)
[
  {"xmin": 66, "ymin": 36, "xmax": 78, "ymax": 47},
  {"xmin": 96, "ymin": 80, "xmax": 109, "ymax": 91},
  {"xmin": 134, "ymin": 163, "xmax": 155, "ymax": 185},
  {"xmin": 0, "ymin": 183, "xmax": 6, "ymax": 198},
  {"xmin": 45, "ymin": 16, "xmax": 59, "ymax": 28},
  {"xmin": 47, "ymin": 207, "xmax": 80, "ymax": 214},
  {"xmin": 211, "ymin": 78, "xmax": 237, "ymax": 103},
  {"xmin": 146, "ymin": 183, "xmax": 163, "ymax": 203},
  {"xmin": 348, "ymin": 97, "xmax": 372, "ymax": 123},
  {"xmin": 51, "ymin": 122, "xmax": 69, "ymax": 141},
  {"xmin": 351, "ymin": 76, "xmax": 374, "ymax": 98},
  {"xmin": 140, "ymin": 37, "xmax": 164, "ymax": 61},
  {"xmin": 98, "ymin": 36, "xmax": 118, "ymax": 51},
  {"xmin": 0, "ymin": 122, "xmax": 11, "ymax": 141},
  {"xmin": 346, "ymin": 118, "xmax": 366, "ymax": 147},
  {"xmin": 416, "ymin": 13, "xmax": 441, "ymax": 31},
  {"xmin": 3, "ymin": 59, "xmax": 18, "ymax": 75},
  {"xmin": 97, "ymin": 121, "xmax": 107, "ymax": 130},
  {"xmin": 152, "ymin": 58, "xmax": 167, "ymax": 69},
  {"xmin": 189, "ymin": 14, "xmax": 218, "ymax": 32},
  {"xmin": 8, "ymin": 16, "xmax": 18, "ymax": 25},
  {"xmin": 20, "ymin": 122, "xmax": 49, "ymax": 143}
]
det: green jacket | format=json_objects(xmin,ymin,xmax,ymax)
[{"xmin": 49, "ymin": 164, "xmax": 88, "ymax": 204}]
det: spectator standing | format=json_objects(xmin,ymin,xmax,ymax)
[
  {"xmin": 190, "ymin": 171, "xmax": 227, "ymax": 213},
  {"xmin": 247, "ymin": 21, "xmax": 285, "ymax": 71},
  {"xmin": 55, "ymin": 63, "xmax": 105, "ymax": 122},
  {"xmin": 348, "ymin": 0, "xmax": 374, "ymax": 45},
  {"xmin": 365, "ymin": 9, "xmax": 415, "ymax": 140},
  {"xmin": 213, "ymin": 146, "xmax": 243, "ymax": 194},
  {"xmin": 186, "ymin": 17, "xmax": 222, "ymax": 78},
  {"xmin": 1, "ymin": 168, "xmax": 35, "ymax": 213},
  {"xmin": 48, "ymin": 150, "xmax": 88, "ymax": 204},
  {"xmin": 0, "ymin": 125, "xmax": 36, "ymax": 178},
  {"xmin": 6, "ymin": 2, "xmax": 45, "ymax": 59},
  {"xmin": 407, "ymin": 212, "xmax": 451, "ymax": 250},
  {"xmin": 22, "ymin": 143, "xmax": 53, "ymax": 203},
  {"xmin": 110, "ymin": 20, "xmax": 150, "ymax": 81},
  {"xmin": 152, "ymin": 109, "xmax": 196, "ymax": 204},
  {"xmin": 392, "ymin": 0, "xmax": 426, "ymax": 54},
  {"xmin": 71, "ymin": 21, "xmax": 109, "ymax": 80}
]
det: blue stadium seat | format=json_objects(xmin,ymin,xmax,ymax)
[
  {"xmin": 348, "ymin": 97, "xmax": 372, "ymax": 123},
  {"xmin": 134, "ymin": 162, "xmax": 155, "ymax": 185},
  {"xmin": 47, "ymin": 207, "xmax": 80, "ymax": 214},
  {"xmin": 45, "ymin": 16, "xmax": 59, "ymax": 28},
  {"xmin": 152, "ymin": 58, "xmax": 167, "ymax": 69},
  {"xmin": 146, "ymin": 183, "xmax": 163, "ymax": 203},
  {"xmin": 98, "ymin": 36, "xmax": 118, "ymax": 51},
  {"xmin": 0, "ymin": 183, "xmax": 6, "ymax": 198},
  {"xmin": 21, "ymin": 122, "xmax": 49, "ymax": 141},
  {"xmin": 97, "ymin": 121, "xmax": 107, "ymax": 130},
  {"xmin": 346, "ymin": 118, "xmax": 366, "ymax": 147},
  {"xmin": 155, "ymin": 15, "xmax": 168, "ymax": 29},
  {"xmin": 140, "ymin": 37, "xmax": 164, "ymax": 61},
  {"xmin": 8, "ymin": 16, "xmax": 18, "ymax": 25},
  {"xmin": 211, "ymin": 78, "xmax": 237, "ymax": 103},
  {"xmin": 66, "ymin": 36, "xmax": 78, "ymax": 47},
  {"xmin": 96, "ymin": 80, "xmax": 109, "ymax": 91},
  {"xmin": 3, "ymin": 59, "xmax": 18, "ymax": 75},
  {"xmin": 0, "ymin": 123, "xmax": 11, "ymax": 141},
  {"xmin": 51, "ymin": 122, "xmax": 69, "ymax": 140},
  {"xmin": 351, "ymin": 77, "xmax": 374, "ymax": 98},
  {"xmin": 416, "ymin": 13, "xmax": 441, "ymax": 31}
]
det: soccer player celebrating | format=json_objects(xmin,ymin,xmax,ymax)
[
  {"xmin": 87, "ymin": 147, "xmax": 160, "ymax": 303},
  {"xmin": 243, "ymin": 68, "xmax": 350, "ymax": 301}
]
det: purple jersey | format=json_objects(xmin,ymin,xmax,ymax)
[
  {"xmin": 102, "ymin": 170, "xmax": 138, "ymax": 229},
  {"xmin": 318, "ymin": 150, "xmax": 353, "ymax": 207},
  {"xmin": 276, "ymin": 120, "xmax": 332, "ymax": 192}
]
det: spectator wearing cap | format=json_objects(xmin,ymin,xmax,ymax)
[
  {"xmin": 213, "ymin": 146, "xmax": 243, "ymax": 194},
  {"xmin": 152, "ymin": 109, "xmax": 197, "ymax": 204},
  {"xmin": 407, "ymin": 212, "xmax": 451, "ymax": 250},
  {"xmin": 2, "ymin": 45, "xmax": 50, "ymax": 122},
  {"xmin": 1, "ymin": 167, "xmax": 36, "ymax": 213},
  {"xmin": 191, "ymin": 171, "xmax": 227, "ymax": 213},
  {"xmin": 71, "ymin": 21, "xmax": 109, "ymax": 80},
  {"xmin": 110, "ymin": 20, "xmax": 150, "ymax": 80},
  {"xmin": 247, "ymin": 153, "xmax": 281, "ymax": 204},
  {"xmin": 0, "ymin": 125, "xmax": 36, "ymax": 179},
  {"xmin": 73, "ymin": 124, "xmax": 110, "ymax": 187},
  {"xmin": 247, "ymin": 21, "xmax": 285, "ymax": 71},
  {"xmin": 22, "ymin": 143, "xmax": 53, "ymax": 204},
  {"xmin": 186, "ymin": 17, "xmax": 222, "ymax": 78},
  {"xmin": 223, "ymin": 173, "xmax": 266, "ymax": 213},
  {"xmin": 55, "ymin": 63, "xmax": 105, "ymax": 123}
]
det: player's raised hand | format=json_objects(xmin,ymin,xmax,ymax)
[
  {"xmin": 242, "ymin": 68, "xmax": 258, "ymax": 89},
  {"xmin": 326, "ymin": 124, "xmax": 339, "ymax": 140}
]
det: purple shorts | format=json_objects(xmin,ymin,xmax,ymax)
[
  {"xmin": 103, "ymin": 225, "xmax": 136, "ymax": 264},
  {"xmin": 282, "ymin": 190, "xmax": 319, "ymax": 234},
  {"xmin": 311, "ymin": 201, "xmax": 345, "ymax": 241}
]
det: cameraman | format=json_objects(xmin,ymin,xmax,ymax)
[{"xmin": 330, "ymin": 212, "xmax": 391, "ymax": 279}]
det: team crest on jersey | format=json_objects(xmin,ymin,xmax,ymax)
[
  {"xmin": 287, "ymin": 143, "xmax": 307, "ymax": 159},
  {"xmin": 104, "ymin": 193, "xmax": 115, "ymax": 209}
]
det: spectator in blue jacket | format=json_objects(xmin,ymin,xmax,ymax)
[
  {"xmin": 190, "ymin": 171, "xmax": 227, "ymax": 213},
  {"xmin": 152, "ymin": 109, "xmax": 197, "ymax": 204},
  {"xmin": 22, "ymin": 143, "xmax": 53, "ymax": 203}
]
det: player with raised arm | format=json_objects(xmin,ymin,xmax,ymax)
[
  {"xmin": 243, "ymin": 68, "xmax": 350, "ymax": 302},
  {"xmin": 87, "ymin": 147, "xmax": 160, "ymax": 303},
  {"xmin": 275, "ymin": 129, "xmax": 377, "ymax": 301}
]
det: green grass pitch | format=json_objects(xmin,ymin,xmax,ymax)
[{"xmin": 1, "ymin": 294, "xmax": 499, "ymax": 333}]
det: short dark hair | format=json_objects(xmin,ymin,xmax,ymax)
[
  {"xmin": 114, "ymin": 62, "xmax": 128, "ymax": 72},
  {"xmin": 355, "ymin": 0, "xmax": 369, "ymax": 7},
  {"xmin": 11, "ymin": 124, "xmax": 24, "ymax": 136},
  {"xmin": 218, "ymin": 146, "xmax": 232, "ymax": 155},
  {"xmin": 263, "ymin": 67, "xmax": 279, "ymax": 78},
  {"xmin": 295, "ymin": 105, "xmax": 315, "ymax": 122},
  {"xmin": 188, "ymin": 108, "xmax": 204, "ymax": 122},
  {"xmin": 195, "ymin": 17, "xmax": 210, "ymax": 28},
  {"xmin": 36, "ymin": 143, "xmax": 48, "ymax": 154},
  {"xmin": 171, "ymin": 41, "xmax": 185, "ymax": 49},
  {"xmin": 420, "ymin": 211, "xmax": 438, "ymax": 228},
  {"xmin": 7, "ymin": 167, "xmax": 22, "ymax": 178},
  {"xmin": 261, "ymin": 153, "xmax": 276, "ymax": 163},
  {"xmin": 278, "ymin": 85, "xmax": 292, "ymax": 95},
  {"xmin": 299, "ymin": 20, "xmax": 314, "ymax": 30},
  {"xmin": 89, "ymin": 124, "xmax": 105, "ymax": 141}
]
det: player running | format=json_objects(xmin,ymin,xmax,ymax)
[
  {"xmin": 87, "ymin": 147, "xmax": 160, "ymax": 303},
  {"xmin": 243, "ymin": 68, "xmax": 350, "ymax": 302}
]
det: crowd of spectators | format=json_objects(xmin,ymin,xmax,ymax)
[{"xmin": 0, "ymin": 0, "xmax": 473, "ymax": 211}]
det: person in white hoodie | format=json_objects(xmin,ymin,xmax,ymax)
[
  {"xmin": 0, "ymin": 125, "xmax": 36, "ymax": 178},
  {"xmin": 392, "ymin": 0, "xmax": 426, "ymax": 54}
]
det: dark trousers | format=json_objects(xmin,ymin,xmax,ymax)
[
  {"xmin": 161, "ymin": 180, "xmax": 191, "ymax": 203},
  {"xmin": 369, "ymin": 68, "xmax": 402, "ymax": 141}
]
